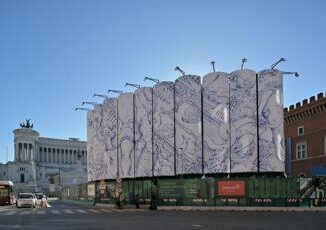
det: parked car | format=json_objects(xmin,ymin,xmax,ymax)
[{"xmin": 16, "ymin": 193, "xmax": 36, "ymax": 208}]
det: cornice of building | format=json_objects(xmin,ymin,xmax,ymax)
[
  {"xmin": 37, "ymin": 137, "xmax": 86, "ymax": 148},
  {"xmin": 284, "ymin": 92, "xmax": 326, "ymax": 124}
]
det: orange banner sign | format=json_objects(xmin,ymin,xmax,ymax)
[{"xmin": 217, "ymin": 181, "xmax": 245, "ymax": 196}]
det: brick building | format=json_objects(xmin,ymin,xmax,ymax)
[{"xmin": 284, "ymin": 92, "xmax": 326, "ymax": 177}]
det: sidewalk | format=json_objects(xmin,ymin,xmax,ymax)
[
  {"xmin": 158, "ymin": 206, "xmax": 326, "ymax": 212},
  {"xmin": 0, "ymin": 205, "xmax": 15, "ymax": 210},
  {"xmin": 63, "ymin": 199, "xmax": 94, "ymax": 206},
  {"xmin": 95, "ymin": 203, "xmax": 149, "ymax": 209},
  {"xmin": 61, "ymin": 200, "xmax": 326, "ymax": 212}
]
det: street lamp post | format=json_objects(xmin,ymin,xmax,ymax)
[
  {"xmin": 174, "ymin": 66, "xmax": 186, "ymax": 76},
  {"xmin": 125, "ymin": 83, "xmax": 141, "ymax": 89},
  {"xmin": 210, "ymin": 61, "xmax": 216, "ymax": 72},
  {"xmin": 58, "ymin": 163, "xmax": 61, "ymax": 193},
  {"xmin": 93, "ymin": 93, "xmax": 109, "ymax": 99},
  {"xmin": 241, "ymin": 58, "xmax": 247, "ymax": 70},
  {"xmin": 144, "ymin": 77, "xmax": 160, "ymax": 84},
  {"xmin": 82, "ymin": 101, "xmax": 98, "ymax": 106},
  {"xmin": 107, "ymin": 89, "xmax": 123, "ymax": 94},
  {"xmin": 74, "ymin": 107, "xmax": 91, "ymax": 111}
]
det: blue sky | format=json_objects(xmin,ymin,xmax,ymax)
[{"xmin": 0, "ymin": 0, "xmax": 325, "ymax": 163}]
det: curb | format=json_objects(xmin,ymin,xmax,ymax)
[
  {"xmin": 95, "ymin": 203, "xmax": 115, "ymax": 208},
  {"xmin": 63, "ymin": 200, "xmax": 326, "ymax": 212},
  {"xmin": 95, "ymin": 203, "xmax": 149, "ymax": 210},
  {"xmin": 157, "ymin": 206, "xmax": 326, "ymax": 212},
  {"xmin": 0, "ymin": 205, "xmax": 15, "ymax": 210},
  {"xmin": 63, "ymin": 199, "xmax": 94, "ymax": 206}
]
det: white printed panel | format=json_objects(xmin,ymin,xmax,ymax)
[
  {"xmin": 175, "ymin": 75, "xmax": 202, "ymax": 175},
  {"xmin": 203, "ymin": 72, "xmax": 230, "ymax": 173},
  {"xmin": 102, "ymin": 98, "xmax": 118, "ymax": 179},
  {"xmin": 92, "ymin": 105, "xmax": 106, "ymax": 180},
  {"xmin": 258, "ymin": 69, "xmax": 285, "ymax": 172},
  {"xmin": 87, "ymin": 110, "xmax": 95, "ymax": 182},
  {"xmin": 118, "ymin": 93, "xmax": 134, "ymax": 178},
  {"xmin": 229, "ymin": 69, "xmax": 257, "ymax": 173},
  {"xmin": 153, "ymin": 81, "xmax": 175, "ymax": 176},
  {"xmin": 135, "ymin": 87, "xmax": 153, "ymax": 177}
]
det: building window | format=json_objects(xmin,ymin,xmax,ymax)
[
  {"xmin": 298, "ymin": 126, "xmax": 304, "ymax": 136},
  {"xmin": 20, "ymin": 174, "xmax": 25, "ymax": 183},
  {"xmin": 296, "ymin": 142, "xmax": 307, "ymax": 159}
]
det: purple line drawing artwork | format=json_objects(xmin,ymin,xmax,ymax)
[
  {"xmin": 86, "ymin": 68, "xmax": 289, "ymax": 181},
  {"xmin": 175, "ymin": 75, "xmax": 202, "ymax": 175},
  {"xmin": 90, "ymin": 104, "xmax": 106, "ymax": 181},
  {"xmin": 135, "ymin": 87, "xmax": 153, "ymax": 177},
  {"xmin": 203, "ymin": 72, "xmax": 230, "ymax": 173},
  {"xmin": 153, "ymin": 81, "xmax": 175, "ymax": 176},
  {"xmin": 118, "ymin": 93, "xmax": 134, "ymax": 178},
  {"xmin": 258, "ymin": 69, "xmax": 285, "ymax": 172},
  {"xmin": 87, "ymin": 110, "xmax": 95, "ymax": 182},
  {"xmin": 229, "ymin": 69, "xmax": 258, "ymax": 173},
  {"xmin": 102, "ymin": 98, "xmax": 118, "ymax": 179}
]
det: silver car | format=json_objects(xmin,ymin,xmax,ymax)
[{"xmin": 16, "ymin": 193, "xmax": 36, "ymax": 208}]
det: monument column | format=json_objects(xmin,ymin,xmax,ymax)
[
  {"xmin": 30, "ymin": 144, "xmax": 34, "ymax": 161},
  {"xmin": 14, "ymin": 143, "xmax": 18, "ymax": 161}
]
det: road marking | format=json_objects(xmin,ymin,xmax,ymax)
[
  {"xmin": 100, "ymin": 209, "xmax": 113, "ymax": 213},
  {"xmin": 20, "ymin": 211, "xmax": 31, "ymax": 215},
  {"xmin": 64, "ymin": 209, "xmax": 74, "ymax": 214},
  {"xmin": 51, "ymin": 210, "xmax": 60, "ymax": 214},
  {"xmin": 36, "ymin": 210, "xmax": 46, "ymax": 214},
  {"xmin": 3, "ymin": 211, "xmax": 17, "ymax": 216},
  {"xmin": 124, "ymin": 209, "xmax": 137, "ymax": 212},
  {"xmin": 75, "ymin": 209, "xmax": 87, "ymax": 214},
  {"xmin": 192, "ymin": 224, "xmax": 203, "ymax": 227},
  {"xmin": 88, "ymin": 209, "xmax": 100, "ymax": 213},
  {"xmin": 111, "ymin": 209, "xmax": 123, "ymax": 212}
]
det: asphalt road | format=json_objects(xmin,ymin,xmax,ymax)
[{"xmin": 0, "ymin": 201, "xmax": 325, "ymax": 230}]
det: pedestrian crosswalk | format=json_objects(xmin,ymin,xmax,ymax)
[
  {"xmin": 88, "ymin": 209, "xmax": 100, "ymax": 213},
  {"xmin": 36, "ymin": 210, "xmax": 46, "ymax": 214},
  {"xmin": 75, "ymin": 209, "xmax": 87, "ymax": 214},
  {"xmin": 64, "ymin": 209, "xmax": 74, "ymax": 214},
  {"xmin": 0, "ymin": 208, "xmax": 148, "ymax": 216}
]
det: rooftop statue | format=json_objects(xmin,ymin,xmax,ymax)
[{"xmin": 20, "ymin": 119, "xmax": 34, "ymax": 129}]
